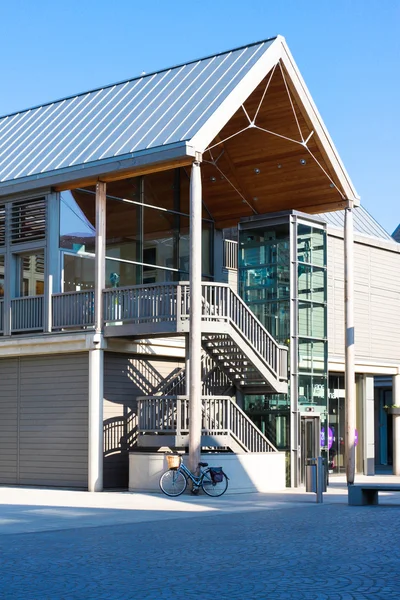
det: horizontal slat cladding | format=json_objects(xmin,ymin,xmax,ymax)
[
  {"xmin": 327, "ymin": 232, "xmax": 400, "ymax": 361},
  {"xmin": 18, "ymin": 353, "xmax": 89, "ymax": 488},
  {"xmin": 0, "ymin": 359, "xmax": 18, "ymax": 483},
  {"xmin": 10, "ymin": 197, "xmax": 46, "ymax": 244},
  {"xmin": 103, "ymin": 353, "xmax": 184, "ymax": 488}
]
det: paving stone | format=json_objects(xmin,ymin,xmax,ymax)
[{"xmin": 0, "ymin": 483, "xmax": 400, "ymax": 599}]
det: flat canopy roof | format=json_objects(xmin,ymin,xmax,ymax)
[{"xmin": 0, "ymin": 36, "xmax": 359, "ymax": 220}]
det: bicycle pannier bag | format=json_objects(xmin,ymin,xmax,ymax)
[{"xmin": 210, "ymin": 467, "xmax": 224, "ymax": 483}]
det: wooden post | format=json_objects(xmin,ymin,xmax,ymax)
[
  {"xmin": 95, "ymin": 181, "xmax": 106, "ymax": 333},
  {"xmin": 188, "ymin": 159, "xmax": 202, "ymax": 474},
  {"xmin": 88, "ymin": 181, "xmax": 106, "ymax": 492},
  {"xmin": 344, "ymin": 205, "xmax": 356, "ymax": 485}
]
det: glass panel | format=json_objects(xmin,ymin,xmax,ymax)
[
  {"xmin": 297, "ymin": 224, "xmax": 325, "ymax": 267},
  {"xmin": 60, "ymin": 190, "xmax": 95, "ymax": 251},
  {"xmin": 298, "ymin": 265, "xmax": 326, "ymax": 302},
  {"xmin": 18, "ymin": 251, "xmax": 45, "ymax": 296},
  {"xmin": 244, "ymin": 395, "xmax": 290, "ymax": 450},
  {"xmin": 298, "ymin": 373, "xmax": 327, "ymax": 409},
  {"xmin": 63, "ymin": 254, "xmax": 95, "ymax": 292},
  {"xmin": 298, "ymin": 303, "xmax": 326, "ymax": 338},
  {"xmin": 144, "ymin": 169, "xmax": 175, "ymax": 212},
  {"xmin": 105, "ymin": 177, "xmax": 140, "ymax": 202},
  {"xmin": 106, "ymin": 197, "xmax": 139, "ymax": 263},
  {"xmin": 298, "ymin": 339, "xmax": 326, "ymax": 373}
]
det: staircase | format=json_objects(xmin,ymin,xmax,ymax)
[
  {"xmin": 137, "ymin": 396, "xmax": 278, "ymax": 454},
  {"xmin": 179, "ymin": 283, "xmax": 288, "ymax": 395},
  {"xmin": 104, "ymin": 282, "xmax": 288, "ymax": 394},
  {"xmin": 104, "ymin": 282, "xmax": 288, "ymax": 454},
  {"xmin": 156, "ymin": 351, "xmax": 234, "ymax": 397}
]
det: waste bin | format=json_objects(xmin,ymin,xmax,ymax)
[
  {"xmin": 305, "ymin": 457, "xmax": 327, "ymax": 493},
  {"xmin": 306, "ymin": 459, "xmax": 317, "ymax": 492}
]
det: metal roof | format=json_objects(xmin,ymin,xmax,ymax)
[
  {"xmin": 317, "ymin": 206, "xmax": 393, "ymax": 242},
  {"xmin": 0, "ymin": 39, "xmax": 274, "ymax": 185},
  {"xmin": 392, "ymin": 224, "xmax": 400, "ymax": 242}
]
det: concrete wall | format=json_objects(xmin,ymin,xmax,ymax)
[{"xmin": 129, "ymin": 452, "xmax": 286, "ymax": 494}]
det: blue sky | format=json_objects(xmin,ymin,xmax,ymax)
[{"xmin": 1, "ymin": 0, "xmax": 399, "ymax": 233}]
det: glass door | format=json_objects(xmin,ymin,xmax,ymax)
[{"xmin": 300, "ymin": 414, "xmax": 320, "ymax": 484}]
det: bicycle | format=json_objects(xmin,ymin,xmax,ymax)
[{"xmin": 159, "ymin": 457, "xmax": 228, "ymax": 497}]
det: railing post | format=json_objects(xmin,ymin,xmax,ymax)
[
  {"xmin": 176, "ymin": 283, "xmax": 181, "ymax": 328},
  {"xmin": 45, "ymin": 274, "xmax": 53, "ymax": 333}
]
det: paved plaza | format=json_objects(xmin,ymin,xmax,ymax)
[{"xmin": 0, "ymin": 477, "xmax": 400, "ymax": 599}]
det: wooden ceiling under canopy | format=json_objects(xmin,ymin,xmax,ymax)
[{"xmin": 199, "ymin": 64, "xmax": 351, "ymax": 229}]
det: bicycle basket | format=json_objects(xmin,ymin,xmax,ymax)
[
  {"xmin": 166, "ymin": 454, "xmax": 181, "ymax": 470},
  {"xmin": 209, "ymin": 467, "xmax": 224, "ymax": 483}
]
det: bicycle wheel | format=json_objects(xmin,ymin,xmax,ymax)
[
  {"xmin": 159, "ymin": 469, "xmax": 187, "ymax": 497},
  {"xmin": 201, "ymin": 470, "xmax": 228, "ymax": 497}
]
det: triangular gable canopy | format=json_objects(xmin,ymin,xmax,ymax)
[{"xmin": 0, "ymin": 36, "xmax": 359, "ymax": 226}]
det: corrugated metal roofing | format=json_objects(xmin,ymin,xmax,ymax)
[
  {"xmin": 317, "ymin": 206, "xmax": 393, "ymax": 242},
  {"xmin": 0, "ymin": 39, "xmax": 275, "ymax": 185}
]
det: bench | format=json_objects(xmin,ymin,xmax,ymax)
[{"xmin": 348, "ymin": 483, "xmax": 400, "ymax": 506}]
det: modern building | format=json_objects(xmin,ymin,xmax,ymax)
[{"xmin": 1, "ymin": 34, "xmax": 390, "ymax": 493}]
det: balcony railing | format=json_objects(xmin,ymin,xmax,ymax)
[
  {"xmin": 223, "ymin": 239, "xmax": 238, "ymax": 270},
  {"xmin": 52, "ymin": 290, "xmax": 95, "ymax": 330},
  {"xmin": 11, "ymin": 295, "xmax": 44, "ymax": 332}
]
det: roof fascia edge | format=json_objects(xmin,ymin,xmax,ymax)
[
  {"xmin": 189, "ymin": 38, "xmax": 282, "ymax": 152},
  {"xmin": 279, "ymin": 39, "xmax": 359, "ymax": 204},
  {"xmin": 0, "ymin": 142, "xmax": 196, "ymax": 198}
]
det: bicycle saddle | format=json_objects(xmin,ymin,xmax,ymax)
[{"xmin": 198, "ymin": 462, "xmax": 208, "ymax": 467}]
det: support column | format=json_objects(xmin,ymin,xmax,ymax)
[
  {"xmin": 88, "ymin": 345, "xmax": 104, "ymax": 491},
  {"xmin": 88, "ymin": 181, "xmax": 106, "ymax": 492},
  {"xmin": 362, "ymin": 375, "xmax": 375, "ymax": 475},
  {"xmin": 392, "ymin": 374, "xmax": 400, "ymax": 476},
  {"xmin": 95, "ymin": 181, "xmax": 106, "ymax": 333},
  {"xmin": 188, "ymin": 158, "xmax": 202, "ymax": 474},
  {"xmin": 344, "ymin": 205, "xmax": 356, "ymax": 485}
]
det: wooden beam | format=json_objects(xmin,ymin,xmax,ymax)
[{"xmin": 55, "ymin": 157, "xmax": 192, "ymax": 192}]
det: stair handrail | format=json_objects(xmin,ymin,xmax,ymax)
[
  {"xmin": 179, "ymin": 282, "xmax": 288, "ymax": 380},
  {"xmin": 137, "ymin": 395, "xmax": 277, "ymax": 453}
]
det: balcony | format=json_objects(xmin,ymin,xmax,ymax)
[{"xmin": 0, "ymin": 282, "xmax": 288, "ymax": 393}]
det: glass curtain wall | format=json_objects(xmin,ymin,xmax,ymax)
[
  {"xmin": 239, "ymin": 221, "xmax": 291, "ymax": 458},
  {"xmin": 59, "ymin": 168, "xmax": 214, "ymax": 291},
  {"xmin": 296, "ymin": 221, "xmax": 328, "ymax": 452},
  {"xmin": 238, "ymin": 213, "xmax": 328, "ymax": 486}
]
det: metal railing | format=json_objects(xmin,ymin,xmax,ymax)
[
  {"xmin": 224, "ymin": 239, "xmax": 238, "ymax": 270},
  {"xmin": 179, "ymin": 282, "xmax": 288, "ymax": 380},
  {"xmin": 137, "ymin": 395, "xmax": 277, "ymax": 453},
  {"xmin": 2, "ymin": 283, "xmax": 287, "ymax": 384},
  {"xmin": 157, "ymin": 352, "xmax": 233, "ymax": 397},
  {"xmin": 52, "ymin": 290, "xmax": 95, "ymax": 330},
  {"xmin": 11, "ymin": 295, "xmax": 44, "ymax": 332},
  {"xmin": 104, "ymin": 283, "xmax": 178, "ymax": 324}
]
